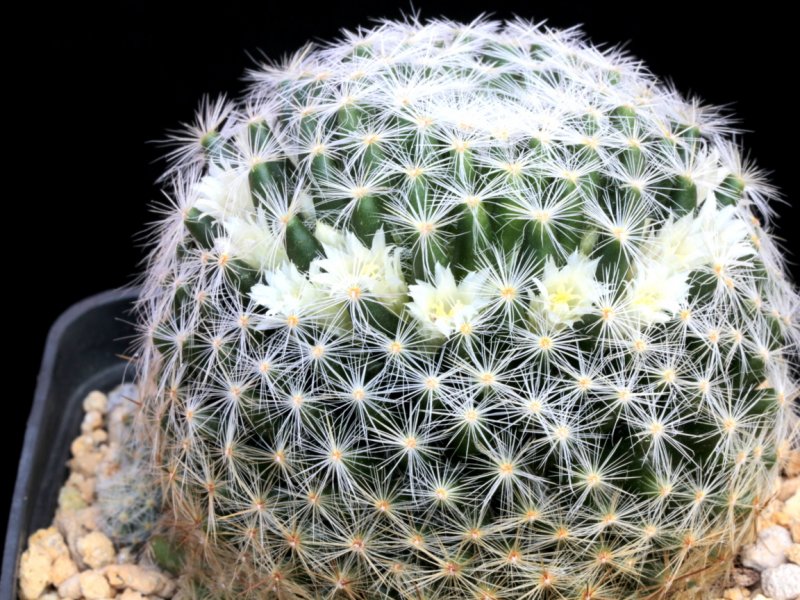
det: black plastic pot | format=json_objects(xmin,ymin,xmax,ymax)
[{"xmin": 2, "ymin": 288, "xmax": 139, "ymax": 599}]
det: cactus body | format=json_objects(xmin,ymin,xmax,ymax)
[
  {"xmin": 137, "ymin": 17, "xmax": 799, "ymax": 599},
  {"xmin": 97, "ymin": 384, "xmax": 161, "ymax": 547}
]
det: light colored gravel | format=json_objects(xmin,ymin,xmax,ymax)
[
  {"xmin": 741, "ymin": 526, "xmax": 794, "ymax": 571},
  {"xmin": 716, "ymin": 451, "xmax": 800, "ymax": 600},
  {"xmin": 17, "ymin": 387, "xmax": 175, "ymax": 600},
  {"xmin": 761, "ymin": 563, "xmax": 800, "ymax": 600}
]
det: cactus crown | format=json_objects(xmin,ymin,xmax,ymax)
[{"xmin": 138, "ymin": 16, "xmax": 799, "ymax": 599}]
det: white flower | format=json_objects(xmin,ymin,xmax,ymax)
[
  {"xmin": 692, "ymin": 148, "xmax": 729, "ymax": 205},
  {"xmin": 193, "ymin": 163, "xmax": 252, "ymax": 221},
  {"xmin": 249, "ymin": 263, "xmax": 325, "ymax": 325},
  {"xmin": 223, "ymin": 213, "xmax": 286, "ymax": 270},
  {"xmin": 626, "ymin": 261, "xmax": 690, "ymax": 325},
  {"xmin": 407, "ymin": 264, "xmax": 488, "ymax": 337},
  {"xmin": 310, "ymin": 225, "xmax": 407, "ymax": 311},
  {"xmin": 531, "ymin": 252, "xmax": 602, "ymax": 327},
  {"xmin": 695, "ymin": 192, "xmax": 755, "ymax": 275},
  {"xmin": 313, "ymin": 221, "xmax": 346, "ymax": 249},
  {"xmin": 648, "ymin": 213, "xmax": 706, "ymax": 273},
  {"xmin": 648, "ymin": 192, "xmax": 754, "ymax": 279}
]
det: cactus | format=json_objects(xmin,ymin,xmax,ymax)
[
  {"xmin": 97, "ymin": 384, "xmax": 161, "ymax": 547},
  {"xmin": 136, "ymin": 17, "xmax": 799, "ymax": 599},
  {"xmin": 97, "ymin": 443, "xmax": 161, "ymax": 547}
]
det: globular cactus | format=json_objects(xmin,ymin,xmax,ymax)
[
  {"xmin": 97, "ymin": 384, "xmax": 161, "ymax": 547},
  {"xmin": 136, "ymin": 17, "xmax": 800, "ymax": 599},
  {"xmin": 97, "ymin": 444, "xmax": 161, "ymax": 547}
]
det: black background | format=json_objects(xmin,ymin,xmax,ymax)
[{"xmin": 7, "ymin": 1, "xmax": 799, "ymax": 544}]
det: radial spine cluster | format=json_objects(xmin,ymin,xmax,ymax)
[{"xmin": 137, "ymin": 16, "xmax": 799, "ymax": 599}]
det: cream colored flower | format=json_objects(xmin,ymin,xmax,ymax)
[
  {"xmin": 649, "ymin": 191, "xmax": 754, "ymax": 277},
  {"xmin": 695, "ymin": 192, "xmax": 755, "ymax": 275},
  {"xmin": 532, "ymin": 252, "xmax": 602, "ymax": 326},
  {"xmin": 407, "ymin": 264, "xmax": 488, "ymax": 337},
  {"xmin": 250, "ymin": 263, "xmax": 325, "ymax": 322},
  {"xmin": 692, "ymin": 148, "xmax": 730, "ymax": 205},
  {"xmin": 310, "ymin": 225, "xmax": 407, "ymax": 311},
  {"xmin": 313, "ymin": 221, "xmax": 346, "ymax": 249},
  {"xmin": 626, "ymin": 261, "xmax": 689, "ymax": 324},
  {"xmin": 648, "ymin": 213, "xmax": 706, "ymax": 273},
  {"xmin": 193, "ymin": 163, "xmax": 252, "ymax": 221},
  {"xmin": 223, "ymin": 214, "xmax": 286, "ymax": 270}
]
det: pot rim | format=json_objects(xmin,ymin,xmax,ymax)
[{"xmin": 2, "ymin": 286, "xmax": 140, "ymax": 599}]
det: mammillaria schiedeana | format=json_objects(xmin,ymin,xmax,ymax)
[
  {"xmin": 135, "ymin": 17, "xmax": 799, "ymax": 599},
  {"xmin": 96, "ymin": 385, "xmax": 161, "ymax": 548}
]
